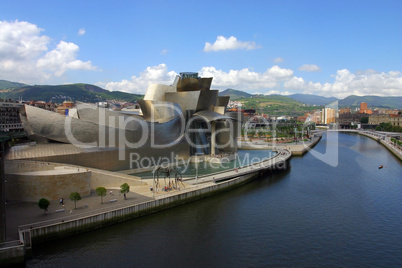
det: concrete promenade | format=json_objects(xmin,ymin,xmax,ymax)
[
  {"xmin": 2, "ymin": 149, "xmax": 290, "ymax": 242},
  {"xmin": 238, "ymin": 134, "xmax": 322, "ymax": 156},
  {"xmin": 326, "ymin": 129, "xmax": 402, "ymax": 161},
  {"xmin": 0, "ymin": 147, "xmax": 294, "ymax": 265}
]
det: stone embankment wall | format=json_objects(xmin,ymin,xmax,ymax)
[
  {"xmin": 20, "ymin": 168, "xmax": 277, "ymax": 245},
  {"xmin": 4, "ymin": 161, "xmax": 146, "ymax": 202},
  {"xmin": 357, "ymin": 131, "xmax": 402, "ymax": 161},
  {"xmin": 5, "ymin": 161, "xmax": 56, "ymax": 173},
  {"xmin": 89, "ymin": 169, "xmax": 145, "ymax": 189},
  {"xmin": 6, "ymin": 168, "xmax": 91, "ymax": 202},
  {"xmin": 0, "ymin": 241, "xmax": 25, "ymax": 267},
  {"xmin": 238, "ymin": 135, "xmax": 322, "ymax": 156}
]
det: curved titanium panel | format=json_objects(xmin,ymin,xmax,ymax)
[
  {"xmin": 217, "ymin": 96, "xmax": 230, "ymax": 108},
  {"xmin": 192, "ymin": 110, "xmax": 231, "ymax": 123},
  {"xmin": 198, "ymin": 77, "xmax": 213, "ymax": 91},
  {"xmin": 178, "ymin": 77, "xmax": 199, "ymax": 92},
  {"xmin": 137, "ymin": 100, "xmax": 183, "ymax": 123},
  {"xmin": 22, "ymin": 104, "xmax": 185, "ymax": 148},
  {"xmin": 144, "ymin": 83, "xmax": 176, "ymax": 101},
  {"xmin": 196, "ymin": 90, "xmax": 218, "ymax": 112},
  {"xmin": 165, "ymin": 91, "xmax": 201, "ymax": 112}
]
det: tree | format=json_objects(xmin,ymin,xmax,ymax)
[
  {"xmin": 120, "ymin": 183, "xmax": 130, "ymax": 200},
  {"xmin": 360, "ymin": 117, "xmax": 369, "ymax": 124},
  {"xmin": 240, "ymin": 127, "xmax": 245, "ymax": 138},
  {"xmin": 96, "ymin": 187, "xmax": 107, "ymax": 204},
  {"xmin": 70, "ymin": 192, "xmax": 81, "ymax": 209},
  {"xmin": 38, "ymin": 198, "xmax": 50, "ymax": 215}
]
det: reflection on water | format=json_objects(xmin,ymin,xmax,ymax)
[{"xmin": 27, "ymin": 133, "xmax": 402, "ymax": 267}]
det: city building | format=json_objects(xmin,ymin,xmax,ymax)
[
  {"xmin": 56, "ymin": 101, "xmax": 75, "ymax": 115},
  {"xmin": 323, "ymin": 108, "xmax": 336, "ymax": 124},
  {"xmin": 339, "ymin": 108, "xmax": 350, "ymax": 114},
  {"xmin": 339, "ymin": 113, "xmax": 368, "ymax": 129},
  {"xmin": 390, "ymin": 114, "xmax": 401, "ymax": 127},
  {"xmin": 369, "ymin": 114, "xmax": 391, "ymax": 125},
  {"xmin": 359, "ymin": 102, "xmax": 372, "ymax": 114},
  {"xmin": 0, "ymin": 100, "xmax": 24, "ymax": 132}
]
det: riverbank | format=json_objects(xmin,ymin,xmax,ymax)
[
  {"xmin": 1, "ymin": 149, "xmax": 292, "ymax": 266},
  {"xmin": 238, "ymin": 134, "xmax": 322, "ymax": 156},
  {"xmin": 357, "ymin": 131, "xmax": 402, "ymax": 161},
  {"xmin": 323, "ymin": 129, "xmax": 402, "ymax": 161}
]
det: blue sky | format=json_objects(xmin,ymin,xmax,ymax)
[{"xmin": 1, "ymin": 0, "xmax": 401, "ymax": 98}]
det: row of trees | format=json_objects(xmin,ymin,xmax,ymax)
[
  {"xmin": 38, "ymin": 183, "xmax": 131, "ymax": 214},
  {"xmin": 241, "ymin": 122, "xmax": 315, "ymax": 140},
  {"xmin": 375, "ymin": 122, "xmax": 402, "ymax": 133}
]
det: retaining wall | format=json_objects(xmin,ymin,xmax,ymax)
[
  {"xmin": 0, "ymin": 241, "xmax": 25, "ymax": 267},
  {"xmin": 21, "ymin": 169, "xmax": 271, "ymax": 244}
]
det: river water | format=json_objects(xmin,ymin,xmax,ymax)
[{"xmin": 27, "ymin": 132, "xmax": 402, "ymax": 267}]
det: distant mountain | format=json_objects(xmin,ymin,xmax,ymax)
[
  {"xmin": 339, "ymin": 95, "xmax": 402, "ymax": 109},
  {"xmin": 220, "ymin": 88, "xmax": 402, "ymax": 109},
  {"xmin": 0, "ymin": 82, "xmax": 143, "ymax": 103},
  {"xmin": 288, "ymin": 94, "xmax": 338, "ymax": 106},
  {"xmin": 219, "ymin": 88, "xmax": 252, "ymax": 100},
  {"xmin": 0, "ymin": 80, "xmax": 28, "ymax": 90}
]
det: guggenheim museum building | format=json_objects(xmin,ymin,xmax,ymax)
[{"xmin": 9, "ymin": 72, "xmax": 242, "ymax": 171}]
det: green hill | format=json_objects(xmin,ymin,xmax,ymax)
[
  {"xmin": 339, "ymin": 95, "xmax": 402, "ymax": 109},
  {"xmin": 219, "ymin": 88, "xmax": 252, "ymax": 100},
  {"xmin": 239, "ymin": 95, "xmax": 321, "ymax": 116},
  {"xmin": 289, "ymin": 94, "xmax": 338, "ymax": 106},
  {"xmin": 0, "ymin": 80, "xmax": 28, "ymax": 91},
  {"xmin": 0, "ymin": 83, "xmax": 143, "ymax": 103}
]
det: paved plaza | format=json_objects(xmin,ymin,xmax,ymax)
[{"xmin": 5, "ymin": 182, "xmax": 157, "ymax": 240}]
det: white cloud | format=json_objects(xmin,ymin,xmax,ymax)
[
  {"xmin": 100, "ymin": 63, "xmax": 402, "ymax": 98},
  {"xmin": 160, "ymin": 49, "xmax": 168, "ymax": 55},
  {"xmin": 204, "ymin": 36, "xmax": 260, "ymax": 52},
  {"xmin": 273, "ymin": 57, "xmax": 284, "ymax": 63},
  {"xmin": 0, "ymin": 20, "xmax": 97, "ymax": 83},
  {"xmin": 264, "ymin": 90, "xmax": 292, "ymax": 95},
  {"xmin": 37, "ymin": 41, "xmax": 96, "ymax": 76},
  {"xmin": 299, "ymin": 64, "xmax": 321, "ymax": 72},
  {"xmin": 78, "ymin": 28, "xmax": 86, "ymax": 36},
  {"xmin": 100, "ymin": 64, "xmax": 402, "ymax": 99},
  {"xmin": 199, "ymin": 65, "xmax": 293, "ymax": 90},
  {"xmin": 284, "ymin": 69, "xmax": 402, "ymax": 98},
  {"xmin": 102, "ymin": 63, "xmax": 177, "ymax": 94}
]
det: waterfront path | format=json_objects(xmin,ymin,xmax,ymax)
[
  {"xmin": 238, "ymin": 134, "xmax": 322, "ymax": 156},
  {"xmin": 324, "ymin": 129, "xmax": 402, "ymax": 161},
  {"xmin": 4, "ymin": 149, "xmax": 291, "ymax": 241}
]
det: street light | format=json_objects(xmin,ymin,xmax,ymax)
[
  {"xmin": 195, "ymin": 157, "xmax": 198, "ymax": 186},
  {"xmin": 152, "ymin": 172, "xmax": 155, "ymax": 199}
]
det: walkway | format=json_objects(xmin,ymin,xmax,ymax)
[
  {"xmin": 325, "ymin": 129, "xmax": 402, "ymax": 160},
  {"xmin": 238, "ymin": 134, "xmax": 322, "ymax": 156},
  {"xmin": 5, "ymin": 149, "xmax": 291, "ymax": 241}
]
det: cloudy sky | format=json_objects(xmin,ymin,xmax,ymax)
[{"xmin": 1, "ymin": 0, "xmax": 401, "ymax": 98}]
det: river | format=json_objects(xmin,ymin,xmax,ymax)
[{"xmin": 26, "ymin": 132, "xmax": 402, "ymax": 267}]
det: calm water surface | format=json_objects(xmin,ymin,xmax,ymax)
[{"xmin": 27, "ymin": 133, "xmax": 402, "ymax": 267}]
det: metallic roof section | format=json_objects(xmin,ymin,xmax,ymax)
[{"xmin": 193, "ymin": 110, "xmax": 231, "ymax": 123}]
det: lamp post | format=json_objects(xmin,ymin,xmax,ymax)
[
  {"xmin": 152, "ymin": 172, "xmax": 155, "ymax": 199},
  {"xmin": 196, "ymin": 158, "xmax": 198, "ymax": 186}
]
